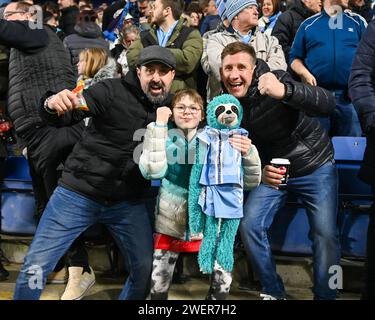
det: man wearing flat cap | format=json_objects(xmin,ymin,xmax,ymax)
[{"xmin": 13, "ymin": 46, "xmax": 176, "ymax": 300}]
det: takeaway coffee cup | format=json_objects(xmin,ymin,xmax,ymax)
[{"xmin": 270, "ymin": 158, "xmax": 290, "ymax": 188}]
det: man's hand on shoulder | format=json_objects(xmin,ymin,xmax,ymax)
[
  {"xmin": 258, "ymin": 72, "xmax": 286, "ymax": 100},
  {"xmin": 46, "ymin": 89, "xmax": 79, "ymax": 116}
]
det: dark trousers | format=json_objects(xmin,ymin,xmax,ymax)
[
  {"xmin": 21, "ymin": 123, "xmax": 89, "ymax": 270},
  {"xmin": 363, "ymin": 197, "xmax": 375, "ymax": 300}
]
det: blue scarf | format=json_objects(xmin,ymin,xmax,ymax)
[{"xmin": 259, "ymin": 11, "xmax": 281, "ymax": 33}]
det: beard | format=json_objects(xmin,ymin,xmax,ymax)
[{"xmin": 145, "ymin": 81, "xmax": 168, "ymax": 105}]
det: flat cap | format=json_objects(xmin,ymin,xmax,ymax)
[{"xmin": 137, "ymin": 45, "xmax": 176, "ymax": 70}]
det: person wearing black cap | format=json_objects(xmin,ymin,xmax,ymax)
[{"xmin": 13, "ymin": 45, "xmax": 176, "ymax": 300}]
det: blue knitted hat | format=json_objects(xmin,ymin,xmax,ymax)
[
  {"xmin": 215, "ymin": 0, "xmax": 228, "ymax": 20},
  {"xmin": 225, "ymin": 0, "xmax": 258, "ymax": 23}
]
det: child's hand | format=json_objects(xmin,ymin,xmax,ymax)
[
  {"xmin": 156, "ymin": 106, "xmax": 172, "ymax": 125},
  {"xmin": 229, "ymin": 135, "xmax": 252, "ymax": 156}
]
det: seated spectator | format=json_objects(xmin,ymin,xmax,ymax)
[
  {"xmin": 63, "ymin": 9, "xmax": 109, "ymax": 68},
  {"xmin": 258, "ymin": 0, "xmax": 282, "ymax": 35}
]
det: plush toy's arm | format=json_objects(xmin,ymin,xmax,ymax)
[
  {"xmin": 139, "ymin": 122, "xmax": 168, "ymax": 180},
  {"xmin": 188, "ymin": 139, "xmax": 207, "ymax": 235},
  {"xmin": 242, "ymin": 144, "xmax": 262, "ymax": 191}
]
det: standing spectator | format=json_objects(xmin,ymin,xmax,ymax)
[
  {"xmin": 202, "ymin": 0, "xmax": 286, "ymax": 101},
  {"xmin": 199, "ymin": 0, "xmax": 221, "ymax": 35},
  {"xmin": 349, "ymin": 0, "xmax": 373, "ymax": 22},
  {"xmin": 258, "ymin": 0, "xmax": 282, "ymax": 35},
  {"xmin": 111, "ymin": 24, "xmax": 139, "ymax": 75},
  {"xmin": 290, "ymin": 0, "xmax": 367, "ymax": 136},
  {"xmin": 77, "ymin": 48, "xmax": 119, "ymax": 93},
  {"xmin": 220, "ymin": 41, "xmax": 339, "ymax": 300},
  {"xmin": 0, "ymin": 1, "xmax": 93, "ymax": 300},
  {"xmin": 102, "ymin": 0, "xmax": 126, "ymax": 32},
  {"xmin": 58, "ymin": 0, "xmax": 79, "ymax": 36},
  {"xmin": 63, "ymin": 9, "xmax": 109, "ymax": 68},
  {"xmin": 13, "ymin": 46, "xmax": 176, "ymax": 301},
  {"xmin": 184, "ymin": 2, "xmax": 203, "ymax": 28},
  {"xmin": 349, "ymin": 20, "xmax": 375, "ymax": 300},
  {"xmin": 138, "ymin": 0, "xmax": 152, "ymax": 29},
  {"xmin": 127, "ymin": 0, "xmax": 203, "ymax": 93},
  {"xmin": 272, "ymin": 0, "xmax": 322, "ymax": 65}
]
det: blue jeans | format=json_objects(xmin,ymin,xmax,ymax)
[
  {"xmin": 13, "ymin": 186, "xmax": 154, "ymax": 300},
  {"xmin": 319, "ymin": 94, "xmax": 362, "ymax": 137},
  {"xmin": 239, "ymin": 161, "xmax": 340, "ymax": 299}
]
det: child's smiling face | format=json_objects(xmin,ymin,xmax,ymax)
[{"xmin": 172, "ymin": 95, "xmax": 204, "ymax": 131}]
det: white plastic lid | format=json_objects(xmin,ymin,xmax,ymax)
[{"xmin": 270, "ymin": 158, "xmax": 290, "ymax": 165}]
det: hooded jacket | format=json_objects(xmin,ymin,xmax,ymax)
[
  {"xmin": 63, "ymin": 22, "xmax": 109, "ymax": 67},
  {"xmin": 40, "ymin": 69, "xmax": 173, "ymax": 203}
]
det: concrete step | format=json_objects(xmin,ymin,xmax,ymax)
[{"xmin": 0, "ymin": 236, "xmax": 364, "ymax": 298}]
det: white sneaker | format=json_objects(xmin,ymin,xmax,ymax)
[
  {"xmin": 260, "ymin": 293, "xmax": 286, "ymax": 300},
  {"xmin": 60, "ymin": 266, "xmax": 95, "ymax": 300}
]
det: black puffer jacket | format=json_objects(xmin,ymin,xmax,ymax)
[
  {"xmin": 40, "ymin": 69, "xmax": 173, "ymax": 203},
  {"xmin": 272, "ymin": 0, "xmax": 316, "ymax": 63},
  {"xmin": 7, "ymin": 25, "xmax": 76, "ymax": 135},
  {"xmin": 63, "ymin": 22, "xmax": 109, "ymax": 67},
  {"xmin": 237, "ymin": 60, "xmax": 335, "ymax": 178},
  {"xmin": 349, "ymin": 20, "xmax": 375, "ymax": 186}
]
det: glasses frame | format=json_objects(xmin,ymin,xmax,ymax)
[{"xmin": 173, "ymin": 104, "xmax": 202, "ymax": 115}]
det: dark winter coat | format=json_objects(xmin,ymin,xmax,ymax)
[
  {"xmin": 349, "ymin": 20, "xmax": 375, "ymax": 186},
  {"xmin": 272, "ymin": 0, "xmax": 315, "ymax": 63},
  {"xmin": 63, "ymin": 22, "xmax": 109, "ymax": 67},
  {"xmin": 4, "ymin": 24, "xmax": 76, "ymax": 135},
  {"xmin": 40, "ymin": 69, "xmax": 173, "ymax": 202},
  {"xmin": 237, "ymin": 60, "xmax": 335, "ymax": 178}
]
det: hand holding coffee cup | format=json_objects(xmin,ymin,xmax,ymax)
[{"xmin": 262, "ymin": 158, "xmax": 290, "ymax": 189}]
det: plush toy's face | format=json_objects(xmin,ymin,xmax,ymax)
[
  {"xmin": 215, "ymin": 103, "xmax": 240, "ymax": 128},
  {"xmin": 206, "ymin": 94, "xmax": 243, "ymax": 130}
]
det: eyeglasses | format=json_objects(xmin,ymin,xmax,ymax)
[
  {"xmin": 174, "ymin": 104, "xmax": 201, "ymax": 114},
  {"xmin": 3, "ymin": 11, "xmax": 27, "ymax": 18}
]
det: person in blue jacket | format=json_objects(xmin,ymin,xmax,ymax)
[{"xmin": 290, "ymin": 0, "xmax": 367, "ymax": 137}]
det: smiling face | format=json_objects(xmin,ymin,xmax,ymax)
[
  {"xmin": 262, "ymin": 0, "xmax": 274, "ymax": 17},
  {"xmin": 172, "ymin": 95, "xmax": 203, "ymax": 131},
  {"xmin": 137, "ymin": 63, "xmax": 175, "ymax": 104},
  {"xmin": 220, "ymin": 52, "xmax": 256, "ymax": 99}
]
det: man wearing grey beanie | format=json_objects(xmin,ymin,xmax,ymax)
[{"xmin": 202, "ymin": 0, "xmax": 287, "ymax": 101}]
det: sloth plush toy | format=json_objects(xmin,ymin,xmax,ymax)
[{"xmin": 188, "ymin": 94, "xmax": 261, "ymax": 274}]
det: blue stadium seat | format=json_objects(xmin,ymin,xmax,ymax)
[
  {"xmin": 1, "ymin": 156, "xmax": 37, "ymax": 236},
  {"xmin": 269, "ymin": 137, "xmax": 370, "ymax": 258},
  {"xmin": 332, "ymin": 137, "xmax": 371, "ymax": 258}
]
